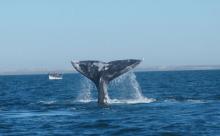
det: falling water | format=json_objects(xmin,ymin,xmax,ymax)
[
  {"xmin": 109, "ymin": 72, "xmax": 141, "ymax": 99},
  {"xmin": 76, "ymin": 72, "xmax": 155, "ymax": 104},
  {"xmin": 109, "ymin": 71, "xmax": 155, "ymax": 104},
  {"xmin": 76, "ymin": 76, "xmax": 94, "ymax": 102}
]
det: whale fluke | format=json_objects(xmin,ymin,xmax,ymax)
[{"xmin": 71, "ymin": 59, "xmax": 142, "ymax": 105}]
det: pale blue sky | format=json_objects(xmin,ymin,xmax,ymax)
[{"xmin": 0, "ymin": 0, "xmax": 219, "ymax": 71}]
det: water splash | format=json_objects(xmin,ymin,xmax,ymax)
[
  {"xmin": 109, "ymin": 71, "xmax": 155, "ymax": 104},
  {"xmin": 76, "ymin": 76, "xmax": 94, "ymax": 103},
  {"xmin": 76, "ymin": 72, "xmax": 155, "ymax": 104},
  {"xmin": 108, "ymin": 71, "xmax": 155, "ymax": 104}
]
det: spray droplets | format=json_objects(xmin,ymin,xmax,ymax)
[
  {"xmin": 76, "ymin": 72, "xmax": 155, "ymax": 104},
  {"xmin": 76, "ymin": 76, "xmax": 94, "ymax": 103}
]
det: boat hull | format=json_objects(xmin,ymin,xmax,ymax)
[{"xmin": 49, "ymin": 75, "xmax": 62, "ymax": 80}]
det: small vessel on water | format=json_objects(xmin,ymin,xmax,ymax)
[{"xmin": 48, "ymin": 73, "xmax": 63, "ymax": 80}]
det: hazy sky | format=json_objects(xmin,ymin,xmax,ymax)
[{"xmin": 0, "ymin": 0, "xmax": 219, "ymax": 71}]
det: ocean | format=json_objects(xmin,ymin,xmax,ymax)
[{"xmin": 0, "ymin": 70, "xmax": 220, "ymax": 136}]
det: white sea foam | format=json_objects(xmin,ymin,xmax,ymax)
[
  {"xmin": 186, "ymin": 99, "xmax": 206, "ymax": 103},
  {"xmin": 76, "ymin": 99, "xmax": 96, "ymax": 103},
  {"xmin": 75, "ymin": 97, "xmax": 155, "ymax": 104},
  {"xmin": 39, "ymin": 100, "xmax": 56, "ymax": 105},
  {"xmin": 108, "ymin": 97, "xmax": 156, "ymax": 104}
]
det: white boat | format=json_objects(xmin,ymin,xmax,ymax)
[{"xmin": 48, "ymin": 73, "xmax": 63, "ymax": 80}]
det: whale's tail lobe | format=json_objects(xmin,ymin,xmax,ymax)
[{"xmin": 71, "ymin": 59, "xmax": 142, "ymax": 105}]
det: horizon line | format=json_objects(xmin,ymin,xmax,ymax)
[{"xmin": 1, "ymin": 65, "xmax": 220, "ymax": 76}]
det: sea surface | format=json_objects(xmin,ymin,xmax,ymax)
[{"xmin": 0, "ymin": 70, "xmax": 220, "ymax": 136}]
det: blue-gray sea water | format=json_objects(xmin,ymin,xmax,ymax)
[{"xmin": 0, "ymin": 70, "xmax": 220, "ymax": 136}]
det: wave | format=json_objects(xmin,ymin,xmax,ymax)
[
  {"xmin": 38, "ymin": 100, "xmax": 57, "ymax": 105},
  {"xmin": 5, "ymin": 111, "xmax": 76, "ymax": 118},
  {"xmin": 75, "ymin": 97, "xmax": 156, "ymax": 104},
  {"xmin": 38, "ymin": 98, "xmax": 207, "ymax": 105},
  {"xmin": 164, "ymin": 99, "xmax": 207, "ymax": 104},
  {"xmin": 75, "ymin": 99, "xmax": 96, "ymax": 103},
  {"xmin": 108, "ymin": 97, "xmax": 156, "ymax": 104},
  {"xmin": 186, "ymin": 99, "xmax": 206, "ymax": 103}
]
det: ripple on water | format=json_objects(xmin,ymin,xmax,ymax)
[
  {"xmin": 1, "ymin": 110, "xmax": 79, "ymax": 119},
  {"xmin": 111, "ymin": 127, "xmax": 143, "ymax": 135},
  {"xmin": 1, "ymin": 71, "xmax": 220, "ymax": 135}
]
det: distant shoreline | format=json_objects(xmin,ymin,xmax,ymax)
[{"xmin": 1, "ymin": 67, "xmax": 220, "ymax": 76}]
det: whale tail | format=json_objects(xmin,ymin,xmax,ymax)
[{"xmin": 71, "ymin": 59, "xmax": 142, "ymax": 105}]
